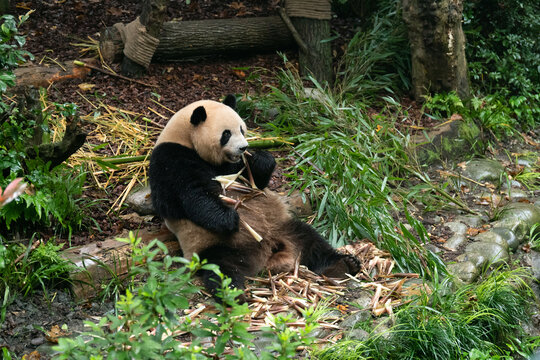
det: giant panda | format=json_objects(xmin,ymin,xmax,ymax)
[{"xmin": 149, "ymin": 95, "xmax": 360, "ymax": 299}]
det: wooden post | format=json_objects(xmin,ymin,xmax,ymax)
[
  {"xmin": 285, "ymin": 0, "xmax": 333, "ymax": 85},
  {"xmin": 121, "ymin": 0, "xmax": 167, "ymax": 77}
]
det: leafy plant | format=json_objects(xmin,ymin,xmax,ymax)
[
  {"xmin": 54, "ymin": 233, "xmax": 320, "ymax": 359},
  {"xmin": 0, "ymin": 12, "xmax": 33, "ymax": 95},
  {"xmin": 464, "ymin": 0, "xmax": 540, "ymax": 98},
  {"xmin": 0, "ymin": 11, "xmax": 89, "ymax": 237},
  {"xmin": 255, "ymin": 65, "xmax": 445, "ymax": 277},
  {"xmin": 529, "ymin": 224, "xmax": 540, "ymax": 251},
  {"xmin": 0, "ymin": 238, "xmax": 75, "ymax": 322},
  {"xmin": 1, "ymin": 164, "xmax": 88, "ymax": 237},
  {"xmin": 423, "ymin": 91, "xmax": 537, "ymax": 138}
]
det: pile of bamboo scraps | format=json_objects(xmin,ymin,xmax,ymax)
[
  {"xmin": 339, "ymin": 241, "xmax": 423, "ymax": 317},
  {"xmin": 244, "ymin": 266, "xmax": 345, "ymax": 332}
]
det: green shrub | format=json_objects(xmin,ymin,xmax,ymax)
[
  {"xmin": 464, "ymin": 0, "xmax": 540, "ymax": 101},
  {"xmin": 0, "ymin": 12, "xmax": 33, "ymax": 95},
  {"xmin": 423, "ymin": 91, "xmax": 540, "ymax": 138},
  {"xmin": 54, "ymin": 233, "xmax": 319, "ymax": 359},
  {"xmin": 1, "ymin": 164, "xmax": 87, "ymax": 236},
  {"xmin": 0, "ymin": 13, "xmax": 88, "ymax": 237},
  {"xmin": 337, "ymin": 0, "xmax": 411, "ymax": 101},
  {"xmin": 0, "ymin": 239, "xmax": 74, "ymax": 322}
]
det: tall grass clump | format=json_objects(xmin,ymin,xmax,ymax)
[
  {"xmin": 337, "ymin": 0, "xmax": 411, "ymax": 102},
  {"xmin": 257, "ymin": 66, "xmax": 444, "ymax": 277},
  {"xmin": 316, "ymin": 268, "xmax": 536, "ymax": 360}
]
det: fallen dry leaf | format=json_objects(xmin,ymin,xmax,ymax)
[
  {"xmin": 78, "ymin": 83, "xmax": 96, "ymax": 92},
  {"xmin": 232, "ymin": 68, "xmax": 246, "ymax": 78},
  {"xmin": 22, "ymin": 351, "xmax": 41, "ymax": 360},
  {"xmin": 450, "ymin": 113, "xmax": 463, "ymax": 121},
  {"xmin": 45, "ymin": 324, "xmax": 71, "ymax": 344}
]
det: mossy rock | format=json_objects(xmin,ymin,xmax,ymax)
[{"xmin": 414, "ymin": 120, "xmax": 482, "ymax": 165}]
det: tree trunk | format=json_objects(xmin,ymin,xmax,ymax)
[
  {"xmin": 290, "ymin": 17, "xmax": 333, "ymax": 85},
  {"xmin": 101, "ymin": 17, "xmax": 295, "ymax": 63},
  {"xmin": 121, "ymin": 0, "xmax": 167, "ymax": 77},
  {"xmin": 402, "ymin": 0, "xmax": 470, "ymax": 100}
]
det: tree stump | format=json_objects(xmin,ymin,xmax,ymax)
[
  {"xmin": 121, "ymin": 0, "xmax": 167, "ymax": 77},
  {"xmin": 290, "ymin": 17, "xmax": 333, "ymax": 84},
  {"xmin": 285, "ymin": 0, "xmax": 333, "ymax": 85},
  {"xmin": 402, "ymin": 0, "xmax": 470, "ymax": 100}
]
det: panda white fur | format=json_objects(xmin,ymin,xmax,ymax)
[{"xmin": 149, "ymin": 95, "xmax": 360, "ymax": 299}]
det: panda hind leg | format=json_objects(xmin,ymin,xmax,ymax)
[
  {"xmin": 197, "ymin": 245, "xmax": 259, "ymax": 303},
  {"xmin": 287, "ymin": 219, "xmax": 361, "ymax": 277}
]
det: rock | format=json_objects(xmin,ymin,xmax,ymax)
[
  {"xmin": 473, "ymin": 230, "xmax": 509, "ymax": 251},
  {"xmin": 308, "ymin": 327, "xmax": 332, "ymax": 339},
  {"xmin": 491, "ymin": 202, "xmax": 540, "ymax": 242},
  {"xmin": 447, "ymin": 261, "xmax": 479, "ymax": 283},
  {"xmin": 446, "ymin": 221, "xmax": 467, "ymax": 235},
  {"xmin": 352, "ymin": 290, "xmax": 374, "ymax": 310},
  {"xmin": 462, "ymin": 159, "xmax": 506, "ymax": 186},
  {"xmin": 125, "ymin": 185, "xmax": 154, "ymax": 215},
  {"xmin": 491, "ymin": 228, "xmax": 519, "ymax": 252},
  {"xmin": 371, "ymin": 318, "xmax": 392, "ymax": 339},
  {"xmin": 502, "ymin": 180, "xmax": 522, "ymax": 189},
  {"xmin": 413, "ymin": 120, "xmax": 482, "ymax": 164},
  {"xmin": 531, "ymin": 251, "xmax": 540, "ymax": 281},
  {"xmin": 340, "ymin": 311, "xmax": 371, "ymax": 330},
  {"xmin": 517, "ymin": 157, "xmax": 536, "ymax": 168},
  {"xmin": 455, "ymin": 215, "xmax": 485, "ymax": 228},
  {"xmin": 30, "ymin": 336, "xmax": 45, "ymax": 346},
  {"xmin": 426, "ymin": 243, "xmax": 443, "ymax": 254},
  {"xmin": 445, "ymin": 234, "xmax": 466, "ymax": 250},
  {"xmin": 460, "ymin": 242, "xmax": 509, "ymax": 267},
  {"xmin": 505, "ymin": 188, "xmax": 529, "ymax": 201},
  {"xmin": 348, "ymin": 328, "xmax": 370, "ymax": 341}
]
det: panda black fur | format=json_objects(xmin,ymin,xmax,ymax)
[{"xmin": 149, "ymin": 95, "xmax": 360, "ymax": 298}]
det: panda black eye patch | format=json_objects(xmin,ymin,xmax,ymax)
[
  {"xmin": 220, "ymin": 130, "xmax": 232, "ymax": 146},
  {"xmin": 240, "ymin": 127, "xmax": 245, "ymax": 135}
]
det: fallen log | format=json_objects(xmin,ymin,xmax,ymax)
[
  {"xmin": 63, "ymin": 227, "xmax": 179, "ymax": 299},
  {"xmin": 100, "ymin": 16, "xmax": 295, "ymax": 63},
  {"xmin": 13, "ymin": 59, "xmax": 92, "ymax": 89}
]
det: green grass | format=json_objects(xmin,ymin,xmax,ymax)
[
  {"xmin": 254, "ymin": 65, "xmax": 444, "ymax": 277},
  {"xmin": 315, "ymin": 268, "xmax": 536, "ymax": 360}
]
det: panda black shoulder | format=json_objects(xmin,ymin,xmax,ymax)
[{"xmin": 149, "ymin": 142, "xmax": 218, "ymax": 219}]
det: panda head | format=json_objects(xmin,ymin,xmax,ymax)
[{"xmin": 187, "ymin": 95, "xmax": 248, "ymax": 165}]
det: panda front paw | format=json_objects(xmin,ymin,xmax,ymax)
[
  {"xmin": 248, "ymin": 150, "xmax": 276, "ymax": 171},
  {"xmin": 246, "ymin": 150, "xmax": 276, "ymax": 189},
  {"xmin": 218, "ymin": 208, "xmax": 240, "ymax": 234}
]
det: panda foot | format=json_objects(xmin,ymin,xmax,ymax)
[{"xmin": 322, "ymin": 254, "xmax": 362, "ymax": 278}]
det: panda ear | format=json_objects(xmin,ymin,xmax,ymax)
[
  {"xmin": 222, "ymin": 94, "xmax": 236, "ymax": 110},
  {"xmin": 191, "ymin": 106, "xmax": 207, "ymax": 126}
]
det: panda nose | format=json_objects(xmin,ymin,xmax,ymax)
[{"xmin": 239, "ymin": 146, "xmax": 248, "ymax": 152}]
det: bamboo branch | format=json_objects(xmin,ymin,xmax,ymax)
[{"xmin": 74, "ymin": 60, "xmax": 157, "ymax": 88}]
